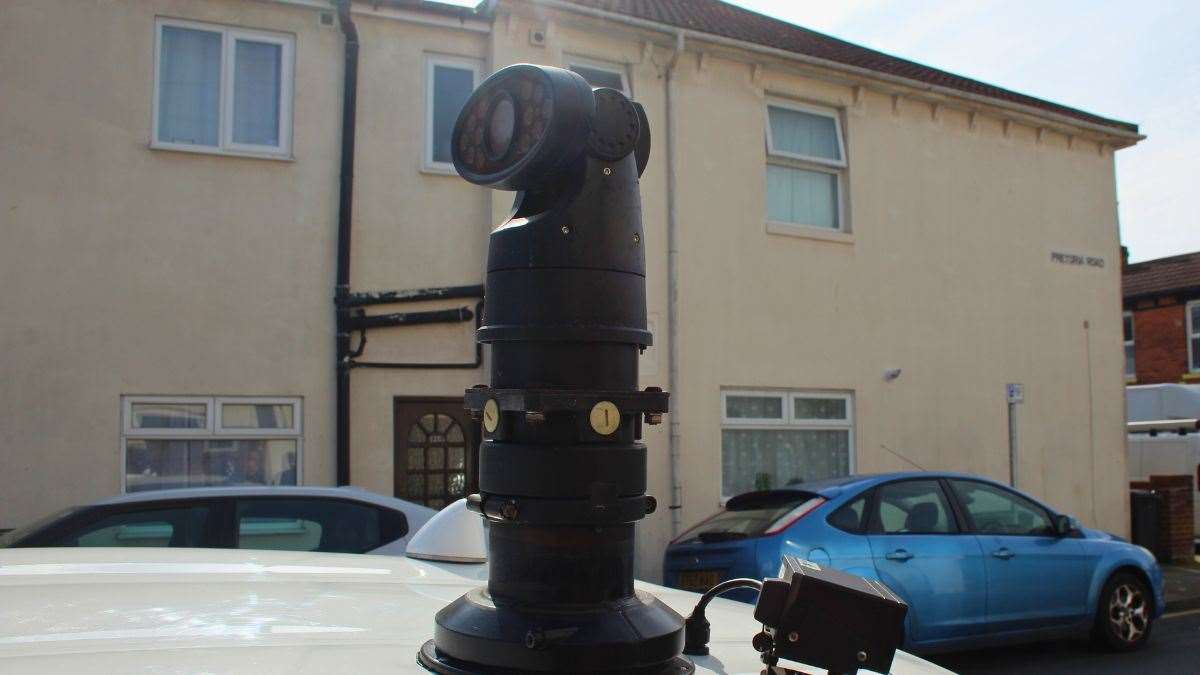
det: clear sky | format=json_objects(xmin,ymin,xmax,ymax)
[{"xmin": 725, "ymin": 0, "xmax": 1198, "ymax": 263}]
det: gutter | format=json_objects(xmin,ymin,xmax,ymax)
[
  {"xmin": 664, "ymin": 30, "xmax": 684, "ymax": 538},
  {"xmin": 534, "ymin": 0, "xmax": 1142, "ymax": 145},
  {"xmin": 334, "ymin": 0, "xmax": 359, "ymax": 486}
]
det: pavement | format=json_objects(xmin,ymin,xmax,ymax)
[{"xmin": 1161, "ymin": 562, "xmax": 1200, "ymax": 612}]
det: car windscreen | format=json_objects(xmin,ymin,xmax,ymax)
[
  {"xmin": 0, "ymin": 506, "xmax": 79, "ymax": 547},
  {"xmin": 675, "ymin": 492, "xmax": 818, "ymax": 543}
]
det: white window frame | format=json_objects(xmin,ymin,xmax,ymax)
[
  {"xmin": 1188, "ymin": 300, "xmax": 1200, "ymax": 373},
  {"xmin": 765, "ymin": 100, "xmax": 847, "ymax": 168},
  {"xmin": 423, "ymin": 54, "xmax": 482, "ymax": 174},
  {"xmin": 720, "ymin": 389, "xmax": 856, "ymax": 501},
  {"xmin": 120, "ymin": 395, "xmax": 303, "ymax": 492},
  {"xmin": 764, "ymin": 99, "xmax": 849, "ymax": 235},
  {"xmin": 215, "ymin": 397, "xmax": 303, "ymax": 436},
  {"xmin": 123, "ymin": 395, "xmax": 214, "ymax": 436},
  {"xmin": 566, "ymin": 56, "xmax": 630, "ymax": 96},
  {"xmin": 721, "ymin": 390, "xmax": 787, "ymax": 426},
  {"xmin": 1123, "ymin": 310, "xmax": 1136, "ymax": 379},
  {"xmin": 151, "ymin": 18, "xmax": 295, "ymax": 159}
]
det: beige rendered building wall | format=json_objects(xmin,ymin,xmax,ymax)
[
  {"xmin": 1, "ymin": 0, "xmax": 347, "ymax": 527},
  {"xmin": 1, "ymin": 0, "xmax": 1131, "ymax": 583}
]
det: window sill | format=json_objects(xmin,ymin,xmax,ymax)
[
  {"xmin": 766, "ymin": 221, "xmax": 854, "ymax": 244},
  {"xmin": 420, "ymin": 163, "xmax": 461, "ymax": 177},
  {"xmin": 1182, "ymin": 372, "xmax": 1200, "ymax": 382},
  {"xmin": 150, "ymin": 142, "xmax": 293, "ymax": 162},
  {"xmin": 1125, "ymin": 376, "xmax": 1138, "ymax": 384}
]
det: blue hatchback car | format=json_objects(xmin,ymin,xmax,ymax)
[{"xmin": 663, "ymin": 472, "xmax": 1164, "ymax": 654}]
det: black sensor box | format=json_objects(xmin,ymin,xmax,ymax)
[{"xmin": 754, "ymin": 555, "xmax": 908, "ymax": 674}]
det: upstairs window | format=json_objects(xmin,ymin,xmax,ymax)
[
  {"xmin": 1123, "ymin": 311, "xmax": 1136, "ymax": 379},
  {"xmin": 153, "ymin": 19, "xmax": 293, "ymax": 157},
  {"xmin": 424, "ymin": 55, "xmax": 481, "ymax": 172},
  {"xmin": 568, "ymin": 58, "xmax": 629, "ymax": 95},
  {"xmin": 765, "ymin": 102, "xmax": 847, "ymax": 233}
]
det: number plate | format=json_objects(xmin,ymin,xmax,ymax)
[{"xmin": 678, "ymin": 569, "xmax": 720, "ymax": 592}]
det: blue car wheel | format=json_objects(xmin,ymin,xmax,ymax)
[{"xmin": 1092, "ymin": 571, "xmax": 1153, "ymax": 651}]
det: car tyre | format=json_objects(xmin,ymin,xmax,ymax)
[{"xmin": 1092, "ymin": 572, "xmax": 1153, "ymax": 651}]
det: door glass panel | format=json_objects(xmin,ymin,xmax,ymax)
[
  {"xmin": 59, "ymin": 506, "xmax": 210, "ymax": 547},
  {"xmin": 407, "ymin": 474, "xmax": 424, "ymax": 497},
  {"xmin": 407, "ymin": 446, "xmax": 425, "ymax": 470},
  {"xmin": 419, "ymin": 414, "xmax": 436, "ymax": 432},
  {"xmin": 408, "ymin": 424, "xmax": 424, "ymax": 443},
  {"xmin": 448, "ymin": 446, "xmax": 465, "ymax": 469},
  {"xmin": 428, "ymin": 447, "xmax": 445, "ymax": 470},
  {"xmin": 449, "ymin": 472, "xmax": 466, "ymax": 496},
  {"xmin": 949, "ymin": 480, "xmax": 1052, "ymax": 535},
  {"xmin": 872, "ymin": 480, "xmax": 955, "ymax": 534},
  {"xmin": 447, "ymin": 424, "xmax": 464, "ymax": 443},
  {"xmin": 427, "ymin": 474, "xmax": 445, "ymax": 496}
]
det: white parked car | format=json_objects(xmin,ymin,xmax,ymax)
[
  {"xmin": 0, "ymin": 486, "xmax": 436, "ymax": 556},
  {"xmin": 0, "ymin": 500, "xmax": 953, "ymax": 674}
]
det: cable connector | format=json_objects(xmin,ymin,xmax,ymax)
[{"xmin": 682, "ymin": 578, "xmax": 763, "ymax": 656}]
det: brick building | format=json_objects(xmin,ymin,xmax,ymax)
[{"xmin": 1123, "ymin": 250, "xmax": 1200, "ymax": 384}]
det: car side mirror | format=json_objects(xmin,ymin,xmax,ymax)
[{"xmin": 1053, "ymin": 514, "xmax": 1079, "ymax": 537}]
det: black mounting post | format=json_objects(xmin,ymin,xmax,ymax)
[{"xmin": 418, "ymin": 64, "xmax": 690, "ymax": 674}]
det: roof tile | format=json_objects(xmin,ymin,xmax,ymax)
[
  {"xmin": 1123, "ymin": 251, "xmax": 1200, "ymax": 298},
  {"xmin": 558, "ymin": 0, "xmax": 1138, "ymax": 133}
]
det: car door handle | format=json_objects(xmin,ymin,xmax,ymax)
[
  {"xmin": 991, "ymin": 548, "xmax": 1015, "ymax": 560},
  {"xmin": 885, "ymin": 549, "xmax": 913, "ymax": 561}
]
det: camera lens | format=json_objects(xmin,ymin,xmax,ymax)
[
  {"xmin": 451, "ymin": 64, "xmax": 593, "ymax": 190},
  {"xmin": 487, "ymin": 93, "xmax": 516, "ymax": 159}
]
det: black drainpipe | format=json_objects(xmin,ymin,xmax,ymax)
[{"xmin": 334, "ymin": 0, "xmax": 358, "ymax": 486}]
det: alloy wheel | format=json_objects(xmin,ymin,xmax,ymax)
[{"xmin": 1108, "ymin": 582, "xmax": 1148, "ymax": 644}]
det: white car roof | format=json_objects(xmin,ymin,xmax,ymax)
[
  {"xmin": 0, "ymin": 547, "xmax": 950, "ymax": 675},
  {"xmin": 88, "ymin": 485, "xmax": 428, "ymax": 510}
]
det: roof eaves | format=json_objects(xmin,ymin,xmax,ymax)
[{"xmin": 537, "ymin": 0, "xmax": 1142, "ymax": 143}]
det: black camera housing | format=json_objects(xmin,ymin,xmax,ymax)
[
  {"xmin": 754, "ymin": 556, "xmax": 908, "ymax": 675},
  {"xmin": 419, "ymin": 64, "xmax": 686, "ymax": 675}
]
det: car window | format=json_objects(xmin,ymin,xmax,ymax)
[
  {"xmin": 949, "ymin": 480, "xmax": 1053, "ymax": 536},
  {"xmin": 236, "ymin": 498, "xmax": 387, "ymax": 553},
  {"xmin": 54, "ymin": 505, "xmax": 210, "ymax": 547},
  {"xmin": 0, "ymin": 506, "xmax": 79, "ymax": 547},
  {"xmin": 827, "ymin": 491, "xmax": 870, "ymax": 533},
  {"xmin": 871, "ymin": 480, "xmax": 955, "ymax": 534},
  {"xmin": 675, "ymin": 492, "xmax": 818, "ymax": 543}
]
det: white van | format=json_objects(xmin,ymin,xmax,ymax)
[{"xmin": 1126, "ymin": 384, "xmax": 1200, "ymax": 548}]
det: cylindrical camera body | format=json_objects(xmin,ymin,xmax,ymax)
[{"xmin": 420, "ymin": 65, "xmax": 689, "ymax": 675}]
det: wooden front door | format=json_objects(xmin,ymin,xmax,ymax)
[{"xmin": 393, "ymin": 398, "xmax": 479, "ymax": 509}]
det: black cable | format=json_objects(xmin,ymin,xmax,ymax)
[{"xmin": 682, "ymin": 578, "xmax": 764, "ymax": 656}]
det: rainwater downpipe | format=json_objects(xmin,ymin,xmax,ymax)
[
  {"xmin": 665, "ymin": 30, "xmax": 684, "ymax": 538},
  {"xmin": 334, "ymin": 0, "xmax": 358, "ymax": 486}
]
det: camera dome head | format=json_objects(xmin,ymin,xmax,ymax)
[{"xmin": 451, "ymin": 64, "xmax": 596, "ymax": 191}]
